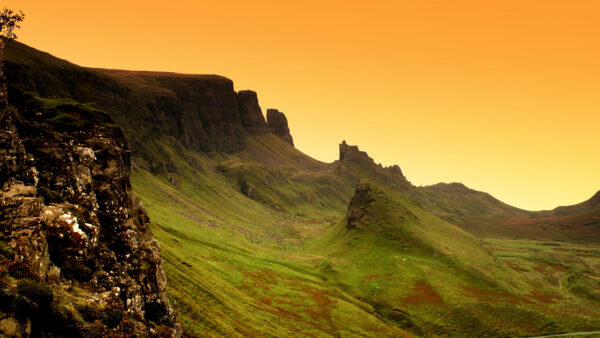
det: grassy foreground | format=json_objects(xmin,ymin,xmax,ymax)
[{"xmin": 131, "ymin": 136, "xmax": 600, "ymax": 336}]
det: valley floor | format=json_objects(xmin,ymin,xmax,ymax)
[{"xmin": 131, "ymin": 146, "xmax": 600, "ymax": 337}]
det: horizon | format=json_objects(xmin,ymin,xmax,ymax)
[{"xmin": 4, "ymin": 0, "xmax": 600, "ymax": 210}]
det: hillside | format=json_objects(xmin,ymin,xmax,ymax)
[
  {"xmin": 3, "ymin": 38, "xmax": 293, "ymax": 171},
  {"xmin": 415, "ymin": 183, "xmax": 600, "ymax": 242},
  {"xmin": 308, "ymin": 180, "xmax": 600, "ymax": 335},
  {"xmin": 2, "ymin": 38, "xmax": 600, "ymax": 336}
]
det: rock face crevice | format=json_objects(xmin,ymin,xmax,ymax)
[{"xmin": 0, "ymin": 90, "xmax": 179, "ymax": 336}]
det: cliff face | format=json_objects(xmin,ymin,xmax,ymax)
[
  {"xmin": 339, "ymin": 140, "xmax": 374, "ymax": 163},
  {"xmin": 266, "ymin": 109, "xmax": 294, "ymax": 146},
  {"xmin": 335, "ymin": 141, "xmax": 412, "ymax": 193},
  {"xmin": 237, "ymin": 90, "xmax": 269, "ymax": 134},
  {"xmin": 0, "ymin": 90, "xmax": 178, "ymax": 337},
  {"xmin": 2, "ymin": 39, "xmax": 294, "ymax": 163}
]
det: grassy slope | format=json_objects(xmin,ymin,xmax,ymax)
[
  {"xmin": 7, "ymin": 38, "xmax": 600, "ymax": 336},
  {"xmin": 307, "ymin": 181, "xmax": 600, "ymax": 336},
  {"xmin": 131, "ymin": 135, "xmax": 600, "ymax": 336},
  {"xmin": 131, "ymin": 137, "xmax": 407, "ymax": 336}
]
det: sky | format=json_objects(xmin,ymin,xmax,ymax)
[{"xmin": 4, "ymin": 0, "xmax": 600, "ymax": 210}]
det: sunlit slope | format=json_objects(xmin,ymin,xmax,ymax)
[
  {"xmin": 8, "ymin": 38, "xmax": 600, "ymax": 336},
  {"xmin": 131, "ymin": 138, "xmax": 409, "ymax": 336},
  {"xmin": 306, "ymin": 180, "xmax": 600, "ymax": 336},
  {"xmin": 132, "ymin": 134, "xmax": 600, "ymax": 336}
]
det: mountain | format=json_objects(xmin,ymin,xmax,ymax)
[
  {"xmin": 2, "ymin": 38, "xmax": 600, "ymax": 336},
  {"xmin": 3, "ymin": 39, "xmax": 293, "ymax": 169}
]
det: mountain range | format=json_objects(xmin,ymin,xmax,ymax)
[{"xmin": 1, "ymin": 37, "xmax": 599, "ymax": 337}]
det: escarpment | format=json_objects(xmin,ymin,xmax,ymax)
[
  {"xmin": 2, "ymin": 39, "xmax": 294, "ymax": 166},
  {"xmin": 237, "ymin": 90, "xmax": 269, "ymax": 134},
  {"xmin": 266, "ymin": 109, "xmax": 294, "ymax": 146},
  {"xmin": 0, "ymin": 89, "xmax": 179, "ymax": 337}
]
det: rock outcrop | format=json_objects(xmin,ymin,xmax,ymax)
[
  {"xmin": 346, "ymin": 180, "xmax": 415, "ymax": 231},
  {"xmin": 267, "ymin": 109, "xmax": 294, "ymax": 146},
  {"xmin": 2, "ymin": 39, "xmax": 295, "ymax": 164},
  {"xmin": 335, "ymin": 141, "xmax": 411, "ymax": 192},
  {"xmin": 339, "ymin": 140, "xmax": 374, "ymax": 163},
  {"xmin": 0, "ymin": 89, "xmax": 179, "ymax": 337},
  {"xmin": 346, "ymin": 181, "xmax": 378, "ymax": 230},
  {"xmin": 236, "ymin": 90, "xmax": 269, "ymax": 134}
]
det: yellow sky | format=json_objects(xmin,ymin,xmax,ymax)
[{"xmin": 4, "ymin": 0, "xmax": 600, "ymax": 210}]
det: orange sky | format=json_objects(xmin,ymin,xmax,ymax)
[{"xmin": 4, "ymin": 0, "xmax": 600, "ymax": 210}]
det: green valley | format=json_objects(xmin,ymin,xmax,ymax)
[{"xmin": 3, "ymin": 37, "xmax": 600, "ymax": 337}]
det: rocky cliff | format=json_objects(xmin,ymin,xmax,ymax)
[
  {"xmin": 335, "ymin": 140, "xmax": 412, "ymax": 193},
  {"xmin": 266, "ymin": 109, "xmax": 294, "ymax": 146},
  {"xmin": 237, "ymin": 90, "xmax": 269, "ymax": 134},
  {"xmin": 339, "ymin": 140, "xmax": 374, "ymax": 163},
  {"xmin": 2, "ymin": 39, "xmax": 294, "ymax": 166},
  {"xmin": 0, "ymin": 89, "xmax": 179, "ymax": 336}
]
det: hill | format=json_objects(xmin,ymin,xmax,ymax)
[
  {"xmin": 415, "ymin": 182, "xmax": 600, "ymax": 242},
  {"xmin": 3, "ymin": 38, "xmax": 600, "ymax": 336},
  {"xmin": 308, "ymin": 180, "xmax": 600, "ymax": 335}
]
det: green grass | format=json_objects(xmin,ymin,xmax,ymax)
[
  {"xmin": 130, "ymin": 136, "xmax": 600, "ymax": 336},
  {"xmin": 35, "ymin": 97, "xmax": 99, "ymax": 112},
  {"xmin": 10, "ymin": 38, "xmax": 600, "ymax": 336},
  {"xmin": 131, "ymin": 138, "xmax": 409, "ymax": 336}
]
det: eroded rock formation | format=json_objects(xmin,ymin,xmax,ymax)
[
  {"xmin": 267, "ymin": 108, "xmax": 294, "ymax": 146},
  {"xmin": 339, "ymin": 140, "xmax": 373, "ymax": 163},
  {"xmin": 236, "ymin": 90, "xmax": 269, "ymax": 134},
  {"xmin": 2, "ymin": 39, "xmax": 295, "ymax": 163},
  {"xmin": 0, "ymin": 90, "xmax": 179, "ymax": 337}
]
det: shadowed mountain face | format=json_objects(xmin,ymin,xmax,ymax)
[
  {"xmin": 3, "ymin": 38, "xmax": 600, "ymax": 337},
  {"xmin": 0, "ymin": 89, "xmax": 178, "ymax": 336},
  {"xmin": 266, "ymin": 108, "xmax": 294, "ymax": 146},
  {"xmin": 3, "ymin": 38, "xmax": 598, "ymax": 242},
  {"xmin": 2, "ymin": 39, "xmax": 294, "ymax": 170}
]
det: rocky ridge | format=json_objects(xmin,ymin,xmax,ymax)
[
  {"xmin": 339, "ymin": 140, "xmax": 374, "ymax": 163},
  {"xmin": 266, "ymin": 108, "xmax": 294, "ymax": 146},
  {"xmin": 237, "ymin": 90, "xmax": 270, "ymax": 134},
  {"xmin": 2, "ymin": 39, "xmax": 295, "ymax": 167},
  {"xmin": 336, "ymin": 141, "xmax": 411, "ymax": 192},
  {"xmin": 0, "ymin": 89, "xmax": 179, "ymax": 337}
]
